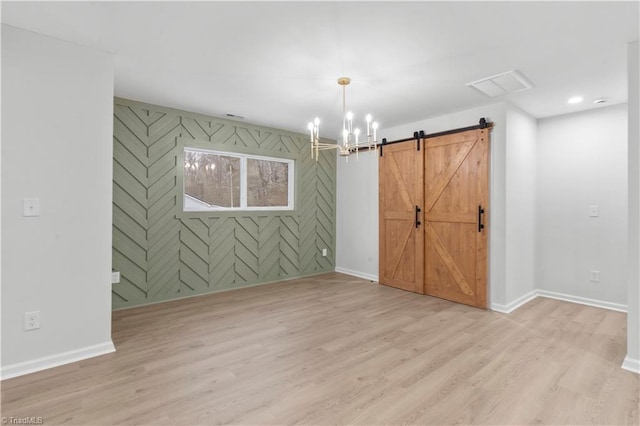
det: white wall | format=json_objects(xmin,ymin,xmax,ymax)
[
  {"xmin": 335, "ymin": 150, "xmax": 379, "ymax": 281},
  {"xmin": 1, "ymin": 25, "xmax": 115, "ymax": 379},
  {"xmin": 505, "ymin": 106, "xmax": 538, "ymax": 303},
  {"xmin": 537, "ymin": 105, "xmax": 628, "ymax": 309},
  {"xmin": 625, "ymin": 40, "xmax": 640, "ymax": 373}
]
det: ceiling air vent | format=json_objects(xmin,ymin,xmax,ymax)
[{"xmin": 466, "ymin": 70, "xmax": 533, "ymax": 98}]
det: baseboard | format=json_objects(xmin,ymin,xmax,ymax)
[
  {"xmin": 491, "ymin": 290, "xmax": 538, "ymax": 313},
  {"xmin": 491, "ymin": 290, "xmax": 627, "ymax": 314},
  {"xmin": 334, "ymin": 267, "xmax": 378, "ymax": 282},
  {"xmin": 536, "ymin": 290, "xmax": 627, "ymax": 313},
  {"xmin": 113, "ymin": 270, "xmax": 334, "ymax": 311},
  {"xmin": 1, "ymin": 340, "xmax": 116, "ymax": 380},
  {"xmin": 622, "ymin": 356, "xmax": 640, "ymax": 374}
]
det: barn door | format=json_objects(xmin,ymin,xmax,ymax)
[
  {"xmin": 423, "ymin": 128, "xmax": 489, "ymax": 308},
  {"xmin": 379, "ymin": 140, "xmax": 424, "ymax": 293}
]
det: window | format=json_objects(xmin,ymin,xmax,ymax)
[{"xmin": 183, "ymin": 148, "xmax": 294, "ymax": 211}]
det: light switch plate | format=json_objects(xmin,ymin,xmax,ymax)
[
  {"xmin": 23, "ymin": 198, "xmax": 40, "ymax": 217},
  {"xmin": 588, "ymin": 205, "xmax": 599, "ymax": 217}
]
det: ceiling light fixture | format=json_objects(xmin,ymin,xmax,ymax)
[
  {"xmin": 568, "ymin": 96, "xmax": 583, "ymax": 104},
  {"xmin": 307, "ymin": 77, "xmax": 378, "ymax": 162}
]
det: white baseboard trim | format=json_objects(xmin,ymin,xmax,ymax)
[
  {"xmin": 536, "ymin": 290, "xmax": 627, "ymax": 313},
  {"xmin": 1, "ymin": 340, "xmax": 116, "ymax": 380},
  {"xmin": 491, "ymin": 290, "xmax": 538, "ymax": 313},
  {"xmin": 491, "ymin": 290, "xmax": 627, "ymax": 314},
  {"xmin": 334, "ymin": 267, "xmax": 378, "ymax": 282},
  {"xmin": 622, "ymin": 356, "xmax": 640, "ymax": 374}
]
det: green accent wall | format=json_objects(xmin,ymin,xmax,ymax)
[{"xmin": 112, "ymin": 98, "xmax": 336, "ymax": 309}]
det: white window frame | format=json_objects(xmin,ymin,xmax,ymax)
[{"xmin": 183, "ymin": 147, "xmax": 295, "ymax": 212}]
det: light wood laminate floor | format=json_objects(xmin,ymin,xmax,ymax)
[{"xmin": 2, "ymin": 273, "xmax": 639, "ymax": 425}]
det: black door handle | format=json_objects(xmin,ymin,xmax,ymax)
[
  {"xmin": 415, "ymin": 206, "xmax": 421, "ymax": 229},
  {"xmin": 478, "ymin": 205, "xmax": 485, "ymax": 232}
]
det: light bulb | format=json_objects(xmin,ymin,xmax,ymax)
[
  {"xmin": 346, "ymin": 111, "xmax": 354, "ymax": 120},
  {"xmin": 354, "ymin": 128, "xmax": 361, "ymax": 136},
  {"xmin": 307, "ymin": 122, "xmax": 313, "ymax": 130},
  {"xmin": 366, "ymin": 114, "xmax": 372, "ymax": 123},
  {"xmin": 314, "ymin": 117, "xmax": 320, "ymax": 125},
  {"xmin": 372, "ymin": 122, "xmax": 379, "ymax": 130}
]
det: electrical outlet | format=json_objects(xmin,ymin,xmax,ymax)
[
  {"xmin": 111, "ymin": 271, "xmax": 120, "ymax": 284},
  {"xmin": 590, "ymin": 270, "xmax": 600, "ymax": 282},
  {"xmin": 24, "ymin": 311, "xmax": 40, "ymax": 331},
  {"xmin": 322, "ymin": 248, "xmax": 327, "ymax": 257},
  {"xmin": 23, "ymin": 198, "xmax": 40, "ymax": 217}
]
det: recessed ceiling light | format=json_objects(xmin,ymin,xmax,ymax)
[
  {"xmin": 593, "ymin": 98, "xmax": 607, "ymax": 105},
  {"xmin": 568, "ymin": 96, "xmax": 583, "ymax": 104}
]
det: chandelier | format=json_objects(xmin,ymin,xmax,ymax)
[{"xmin": 307, "ymin": 77, "xmax": 378, "ymax": 162}]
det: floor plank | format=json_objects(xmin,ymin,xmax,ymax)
[{"xmin": 2, "ymin": 273, "xmax": 638, "ymax": 425}]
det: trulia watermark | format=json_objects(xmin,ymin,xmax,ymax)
[{"xmin": 1, "ymin": 417, "xmax": 44, "ymax": 425}]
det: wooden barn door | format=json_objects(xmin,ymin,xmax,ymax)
[
  {"xmin": 423, "ymin": 128, "xmax": 489, "ymax": 308},
  {"xmin": 379, "ymin": 140, "xmax": 424, "ymax": 293}
]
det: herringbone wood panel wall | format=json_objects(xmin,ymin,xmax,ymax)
[{"xmin": 112, "ymin": 98, "xmax": 336, "ymax": 309}]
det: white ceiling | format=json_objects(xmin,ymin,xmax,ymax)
[{"xmin": 2, "ymin": 1, "xmax": 638, "ymax": 139}]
